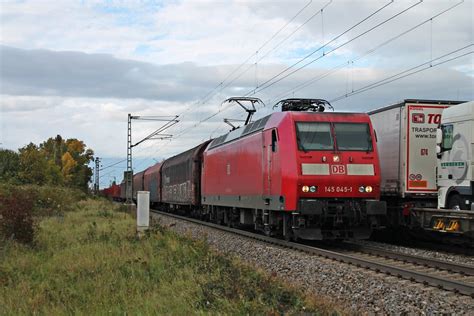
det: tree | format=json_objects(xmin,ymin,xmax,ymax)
[
  {"xmin": 61, "ymin": 151, "xmax": 77, "ymax": 184},
  {"xmin": 64, "ymin": 139, "xmax": 94, "ymax": 191},
  {"xmin": 14, "ymin": 135, "xmax": 94, "ymax": 191},
  {"xmin": 18, "ymin": 143, "xmax": 50, "ymax": 185},
  {"xmin": 40, "ymin": 135, "xmax": 66, "ymax": 167},
  {"xmin": 0, "ymin": 149, "xmax": 20, "ymax": 182}
]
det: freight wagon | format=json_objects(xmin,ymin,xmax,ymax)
[
  {"xmin": 161, "ymin": 140, "xmax": 211, "ymax": 208},
  {"xmin": 143, "ymin": 162, "xmax": 162, "ymax": 206},
  {"xmin": 132, "ymin": 170, "xmax": 146, "ymax": 201},
  {"xmin": 101, "ymin": 183, "xmax": 121, "ymax": 201}
]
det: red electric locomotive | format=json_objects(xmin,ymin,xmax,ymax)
[
  {"xmin": 106, "ymin": 98, "xmax": 386, "ymax": 240},
  {"xmin": 201, "ymin": 98, "xmax": 386, "ymax": 240}
]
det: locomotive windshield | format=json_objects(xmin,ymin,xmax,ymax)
[
  {"xmin": 296, "ymin": 122, "xmax": 373, "ymax": 152},
  {"xmin": 296, "ymin": 122, "xmax": 333, "ymax": 151},
  {"xmin": 334, "ymin": 123, "xmax": 372, "ymax": 151}
]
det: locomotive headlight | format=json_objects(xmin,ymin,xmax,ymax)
[
  {"xmin": 359, "ymin": 186, "xmax": 365, "ymax": 193},
  {"xmin": 333, "ymin": 155, "xmax": 340, "ymax": 162},
  {"xmin": 309, "ymin": 186, "xmax": 317, "ymax": 193},
  {"xmin": 302, "ymin": 186, "xmax": 310, "ymax": 193},
  {"xmin": 365, "ymin": 186, "xmax": 373, "ymax": 193}
]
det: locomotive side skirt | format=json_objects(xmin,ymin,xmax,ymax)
[{"xmin": 202, "ymin": 194, "xmax": 285, "ymax": 210}]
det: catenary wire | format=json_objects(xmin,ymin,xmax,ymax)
[
  {"xmin": 245, "ymin": 0, "xmax": 423, "ymax": 96},
  {"xmin": 330, "ymin": 45, "xmax": 473, "ymax": 103},
  {"xmin": 269, "ymin": 0, "xmax": 464, "ymax": 104}
]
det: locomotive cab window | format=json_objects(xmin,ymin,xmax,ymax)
[
  {"xmin": 334, "ymin": 123, "xmax": 373, "ymax": 152},
  {"xmin": 296, "ymin": 122, "xmax": 333, "ymax": 151}
]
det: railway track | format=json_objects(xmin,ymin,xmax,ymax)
[{"xmin": 150, "ymin": 209, "xmax": 474, "ymax": 297}]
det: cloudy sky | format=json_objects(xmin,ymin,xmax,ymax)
[{"xmin": 0, "ymin": 0, "xmax": 473, "ymax": 187}]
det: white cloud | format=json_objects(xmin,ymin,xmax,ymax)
[{"xmin": 0, "ymin": 0, "xmax": 472, "ymax": 186}]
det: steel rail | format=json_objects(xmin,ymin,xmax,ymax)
[
  {"xmin": 150, "ymin": 209, "xmax": 474, "ymax": 297},
  {"xmin": 340, "ymin": 243, "xmax": 474, "ymax": 276}
]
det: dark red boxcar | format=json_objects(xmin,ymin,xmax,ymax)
[
  {"xmin": 120, "ymin": 180, "xmax": 126, "ymax": 200},
  {"xmin": 143, "ymin": 162, "xmax": 162, "ymax": 204},
  {"xmin": 104, "ymin": 183, "xmax": 121, "ymax": 201},
  {"xmin": 132, "ymin": 170, "xmax": 146, "ymax": 200},
  {"xmin": 161, "ymin": 140, "xmax": 211, "ymax": 207}
]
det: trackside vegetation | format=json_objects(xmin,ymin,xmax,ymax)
[
  {"xmin": 0, "ymin": 195, "xmax": 339, "ymax": 314},
  {"xmin": 0, "ymin": 135, "xmax": 94, "ymax": 191}
]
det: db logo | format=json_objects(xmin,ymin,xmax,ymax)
[{"xmin": 331, "ymin": 165, "xmax": 346, "ymax": 175}]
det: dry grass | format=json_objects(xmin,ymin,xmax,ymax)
[{"xmin": 0, "ymin": 198, "xmax": 343, "ymax": 315}]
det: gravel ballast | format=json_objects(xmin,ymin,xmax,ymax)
[{"xmin": 152, "ymin": 213, "xmax": 474, "ymax": 314}]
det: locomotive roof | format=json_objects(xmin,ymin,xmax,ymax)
[{"xmin": 208, "ymin": 110, "xmax": 370, "ymax": 150}]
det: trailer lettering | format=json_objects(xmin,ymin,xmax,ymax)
[
  {"xmin": 421, "ymin": 148, "xmax": 428, "ymax": 156},
  {"xmin": 427, "ymin": 113, "xmax": 441, "ymax": 124},
  {"xmin": 412, "ymin": 127, "xmax": 437, "ymax": 133}
]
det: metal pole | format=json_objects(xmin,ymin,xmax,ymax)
[
  {"xmin": 94, "ymin": 157, "xmax": 100, "ymax": 194},
  {"xmin": 126, "ymin": 114, "xmax": 133, "ymax": 204},
  {"xmin": 124, "ymin": 113, "xmax": 178, "ymax": 205}
]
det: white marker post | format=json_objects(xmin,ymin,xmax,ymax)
[{"xmin": 136, "ymin": 191, "xmax": 150, "ymax": 237}]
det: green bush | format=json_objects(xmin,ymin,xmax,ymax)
[{"xmin": 32, "ymin": 185, "xmax": 86, "ymax": 216}]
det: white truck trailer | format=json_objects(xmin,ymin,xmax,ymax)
[
  {"xmin": 437, "ymin": 101, "xmax": 474, "ymax": 210},
  {"xmin": 368, "ymin": 99, "xmax": 463, "ymax": 226}
]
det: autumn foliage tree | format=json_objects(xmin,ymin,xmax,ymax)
[{"xmin": 1, "ymin": 135, "xmax": 94, "ymax": 191}]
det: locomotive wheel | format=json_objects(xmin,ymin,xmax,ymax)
[
  {"xmin": 283, "ymin": 229, "xmax": 294, "ymax": 242},
  {"xmin": 282, "ymin": 214, "xmax": 296, "ymax": 241},
  {"xmin": 264, "ymin": 226, "xmax": 272, "ymax": 237},
  {"xmin": 226, "ymin": 215, "xmax": 234, "ymax": 228},
  {"xmin": 447, "ymin": 194, "xmax": 466, "ymax": 210}
]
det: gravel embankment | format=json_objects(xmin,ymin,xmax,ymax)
[
  {"xmin": 350, "ymin": 240, "xmax": 474, "ymax": 266},
  {"xmin": 151, "ymin": 213, "xmax": 474, "ymax": 314}
]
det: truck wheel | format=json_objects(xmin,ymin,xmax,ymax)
[{"xmin": 447, "ymin": 194, "xmax": 465, "ymax": 210}]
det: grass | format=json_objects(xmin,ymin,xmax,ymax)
[{"xmin": 0, "ymin": 198, "xmax": 341, "ymax": 315}]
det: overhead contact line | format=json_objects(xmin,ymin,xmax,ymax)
[{"xmin": 269, "ymin": 0, "xmax": 465, "ymax": 104}]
